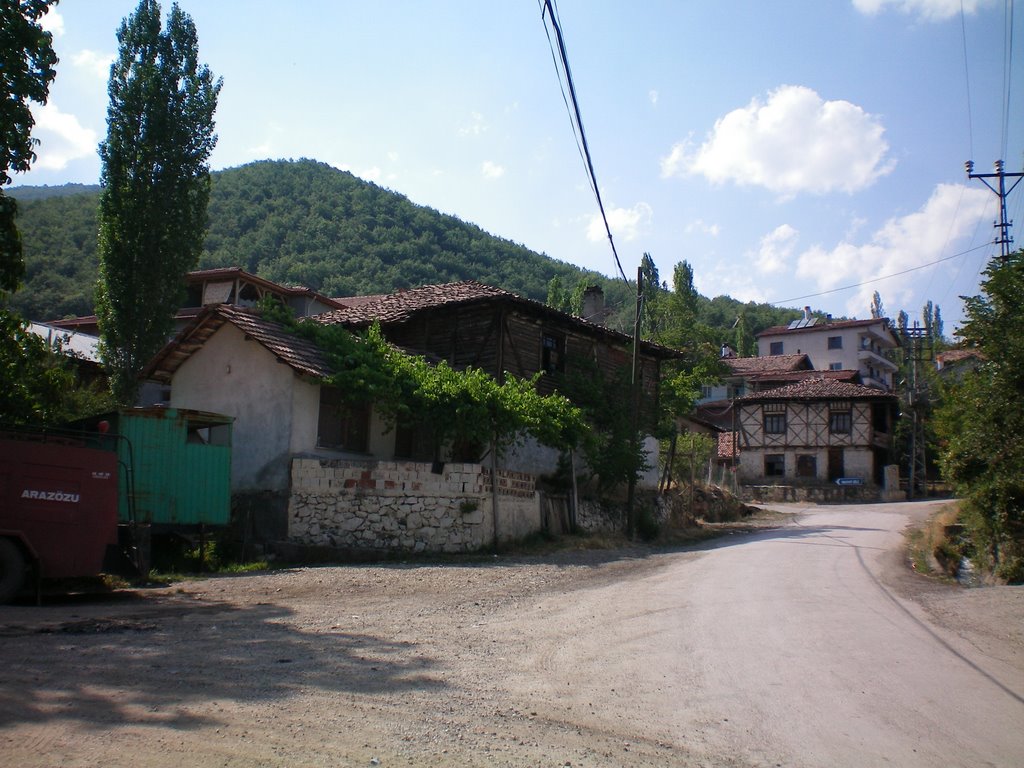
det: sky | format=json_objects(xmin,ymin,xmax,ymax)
[{"xmin": 15, "ymin": 0, "xmax": 1024, "ymax": 332}]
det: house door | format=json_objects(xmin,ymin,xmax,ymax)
[
  {"xmin": 796, "ymin": 454, "xmax": 817, "ymax": 479},
  {"xmin": 828, "ymin": 448, "xmax": 844, "ymax": 480}
]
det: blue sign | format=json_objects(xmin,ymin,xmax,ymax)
[{"xmin": 835, "ymin": 477, "xmax": 864, "ymax": 486}]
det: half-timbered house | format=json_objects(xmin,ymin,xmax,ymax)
[{"xmin": 733, "ymin": 378, "xmax": 897, "ymax": 487}]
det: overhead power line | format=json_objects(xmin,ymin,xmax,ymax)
[
  {"xmin": 769, "ymin": 243, "xmax": 992, "ymax": 306},
  {"xmin": 539, "ymin": 0, "xmax": 629, "ymax": 285}
]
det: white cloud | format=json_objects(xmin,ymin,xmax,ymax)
[
  {"xmin": 387, "ymin": 151, "xmax": 400, "ymax": 163},
  {"xmin": 852, "ymin": 0, "xmax": 996, "ymax": 21},
  {"xmin": 481, "ymin": 161, "xmax": 505, "ymax": 180},
  {"xmin": 40, "ymin": 9, "xmax": 64, "ymax": 36},
  {"xmin": 649, "ymin": 90, "xmax": 659, "ymax": 106},
  {"xmin": 661, "ymin": 85, "xmax": 894, "ymax": 197},
  {"xmin": 794, "ymin": 184, "xmax": 992, "ymax": 315},
  {"xmin": 586, "ymin": 202, "xmax": 652, "ymax": 242},
  {"xmin": 458, "ymin": 111, "xmax": 487, "ymax": 137},
  {"xmin": 72, "ymin": 50, "xmax": 115, "ymax": 81},
  {"xmin": 685, "ymin": 218, "xmax": 721, "ymax": 237},
  {"xmin": 362, "ymin": 166, "xmax": 382, "ymax": 181},
  {"xmin": 31, "ymin": 103, "xmax": 97, "ymax": 170},
  {"xmin": 754, "ymin": 224, "xmax": 799, "ymax": 274}
]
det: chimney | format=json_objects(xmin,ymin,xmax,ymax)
[
  {"xmin": 803, "ymin": 306, "xmax": 812, "ymax": 321},
  {"xmin": 582, "ymin": 285, "xmax": 605, "ymax": 325},
  {"xmin": 720, "ymin": 343, "xmax": 735, "ymax": 358}
]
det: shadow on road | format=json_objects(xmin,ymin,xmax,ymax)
[{"xmin": 0, "ymin": 592, "xmax": 444, "ymax": 730}]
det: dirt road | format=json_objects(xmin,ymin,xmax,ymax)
[{"xmin": 1, "ymin": 500, "xmax": 1021, "ymax": 767}]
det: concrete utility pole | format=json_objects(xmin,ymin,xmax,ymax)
[
  {"xmin": 965, "ymin": 160, "xmax": 1024, "ymax": 263},
  {"xmin": 901, "ymin": 322, "xmax": 931, "ymax": 500}
]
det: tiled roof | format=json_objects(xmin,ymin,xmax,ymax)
[
  {"xmin": 317, "ymin": 280, "xmax": 512, "ymax": 325},
  {"xmin": 717, "ymin": 432, "xmax": 737, "ymax": 460},
  {"xmin": 143, "ymin": 305, "xmax": 331, "ymax": 383},
  {"xmin": 747, "ymin": 369, "xmax": 860, "ymax": 385},
  {"xmin": 936, "ymin": 348, "xmax": 984, "ymax": 364},
  {"xmin": 757, "ymin": 317, "xmax": 892, "ymax": 337},
  {"xmin": 737, "ymin": 377, "xmax": 894, "ymax": 402},
  {"xmin": 723, "ymin": 354, "xmax": 809, "ymax": 375},
  {"xmin": 317, "ymin": 279, "xmax": 683, "ymax": 359}
]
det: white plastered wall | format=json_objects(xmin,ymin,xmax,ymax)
[{"xmin": 169, "ymin": 323, "xmax": 316, "ymax": 492}]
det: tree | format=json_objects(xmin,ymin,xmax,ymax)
[
  {"xmin": 96, "ymin": 0, "xmax": 221, "ymax": 403},
  {"xmin": 934, "ymin": 250, "xmax": 1024, "ymax": 582},
  {"xmin": 1, "ymin": 0, "xmax": 59, "ymax": 296},
  {"xmin": 870, "ymin": 291, "xmax": 885, "ymax": 320}
]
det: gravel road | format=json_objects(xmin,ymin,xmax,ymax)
[{"xmin": 0, "ymin": 500, "xmax": 1021, "ymax": 767}]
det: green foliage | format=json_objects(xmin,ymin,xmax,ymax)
[
  {"xmin": 96, "ymin": 0, "xmax": 221, "ymax": 404},
  {"xmin": 0, "ymin": 0, "xmax": 59, "ymax": 295},
  {"xmin": 259, "ymin": 300, "xmax": 587, "ymax": 459},
  {"xmin": 0, "ymin": 308, "xmax": 114, "ymax": 425},
  {"xmin": 934, "ymin": 250, "xmax": 1024, "ymax": 582},
  {"xmin": 559, "ymin": 360, "xmax": 648, "ymax": 493}
]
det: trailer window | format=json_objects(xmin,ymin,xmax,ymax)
[{"xmin": 186, "ymin": 421, "xmax": 230, "ymax": 446}]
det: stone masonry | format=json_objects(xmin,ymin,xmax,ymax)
[{"xmin": 287, "ymin": 458, "xmax": 540, "ymax": 553}]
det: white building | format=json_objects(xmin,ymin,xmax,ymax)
[{"xmin": 756, "ymin": 309, "xmax": 899, "ymax": 391}]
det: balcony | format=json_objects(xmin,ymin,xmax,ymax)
[{"xmin": 858, "ymin": 347, "xmax": 898, "ymax": 372}]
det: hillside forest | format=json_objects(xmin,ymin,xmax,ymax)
[{"xmin": 9, "ymin": 159, "xmax": 804, "ymax": 343}]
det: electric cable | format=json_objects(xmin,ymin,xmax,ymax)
[
  {"xmin": 961, "ymin": 0, "xmax": 975, "ymax": 158},
  {"xmin": 539, "ymin": 0, "xmax": 630, "ymax": 285},
  {"xmin": 768, "ymin": 242, "xmax": 992, "ymax": 306}
]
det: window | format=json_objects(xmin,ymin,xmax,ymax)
[
  {"xmin": 830, "ymin": 410, "xmax": 852, "ymax": 434},
  {"xmin": 541, "ymin": 332, "xmax": 565, "ymax": 374},
  {"xmin": 318, "ymin": 387, "xmax": 370, "ymax": 452},
  {"xmin": 700, "ymin": 385, "xmax": 714, "ymax": 400},
  {"xmin": 765, "ymin": 454, "xmax": 785, "ymax": 477},
  {"xmin": 770, "ymin": 341, "xmax": 784, "ymax": 355},
  {"xmin": 829, "ymin": 362, "xmax": 843, "ymax": 371},
  {"xmin": 827, "ymin": 336, "xmax": 843, "ymax": 350},
  {"xmin": 763, "ymin": 403, "xmax": 787, "ymax": 434}
]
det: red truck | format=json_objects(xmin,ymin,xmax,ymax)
[{"xmin": 0, "ymin": 430, "xmax": 122, "ymax": 603}]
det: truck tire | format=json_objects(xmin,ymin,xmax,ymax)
[{"xmin": 0, "ymin": 538, "xmax": 27, "ymax": 604}]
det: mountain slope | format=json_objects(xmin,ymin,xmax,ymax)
[{"xmin": 8, "ymin": 158, "xmax": 802, "ymax": 340}]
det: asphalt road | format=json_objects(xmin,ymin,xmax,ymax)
[{"xmin": 564, "ymin": 499, "xmax": 1024, "ymax": 766}]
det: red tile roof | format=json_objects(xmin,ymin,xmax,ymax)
[
  {"xmin": 737, "ymin": 377, "xmax": 894, "ymax": 401},
  {"xmin": 748, "ymin": 369, "xmax": 860, "ymax": 385},
  {"xmin": 317, "ymin": 280, "xmax": 683, "ymax": 359},
  {"xmin": 143, "ymin": 305, "xmax": 331, "ymax": 383},
  {"xmin": 723, "ymin": 354, "xmax": 810, "ymax": 375}
]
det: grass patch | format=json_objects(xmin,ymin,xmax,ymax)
[{"xmin": 905, "ymin": 501, "xmax": 970, "ymax": 580}]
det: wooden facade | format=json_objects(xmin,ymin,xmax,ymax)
[{"xmin": 320, "ymin": 282, "xmax": 675, "ymax": 431}]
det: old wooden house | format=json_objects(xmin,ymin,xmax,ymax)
[
  {"xmin": 733, "ymin": 378, "xmax": 897, "ymax": 487},
  {"xmin": 320, "ymin": 280, "xmax": 678, "ymax": 436}
]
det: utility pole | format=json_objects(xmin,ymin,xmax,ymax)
[
  {"xmin": 965, "ymin": 160, "xmax": 1024, "ymax": 263},
  {"xmin": 901, "ymin": 322, "xmax": 931, "ymax": 500},
  {"xmin": 626, "ymin": 265, "xmax": 642, "ymax": 538}
]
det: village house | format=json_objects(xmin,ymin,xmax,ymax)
[
  {"xmin": 732, "ymin": 378, "xmax": 897, "ymax": 494},
  {"xmin": 756, "ymin": 308, "xmax": 900, "ymax": 391},
  {"xmin": 141, "ymin": 278, "xmax": 678, "ymax": 552}
]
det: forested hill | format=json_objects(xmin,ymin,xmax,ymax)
[
  {"xmin": 8, "ymin": 158, "xmax": 801, "ymax": 338},
  {"xmin": 9, "ymin": 159, "xmax": 613, "ymax": 321}
]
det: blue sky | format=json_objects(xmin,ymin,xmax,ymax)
[{"xmin": 17, "ymin": 0, "xmax": 1023, "ymax": 331}]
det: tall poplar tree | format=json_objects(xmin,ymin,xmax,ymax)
[{"xmin": 96, "ymin": 0, "xmax": 221, "ymax": 404}]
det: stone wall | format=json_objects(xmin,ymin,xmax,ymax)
[{"xmin": 287, "ymin": 458, "xmax": 540, "ymax": 553}]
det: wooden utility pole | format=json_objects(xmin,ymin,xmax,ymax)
[{"xmin": 626, "ymin": 266, "xmax": 643, "ymax": 538}]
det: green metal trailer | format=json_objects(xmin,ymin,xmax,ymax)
[{"xmin": 88, "ymin": 408, "xmax": 233, "ymax": 529}]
